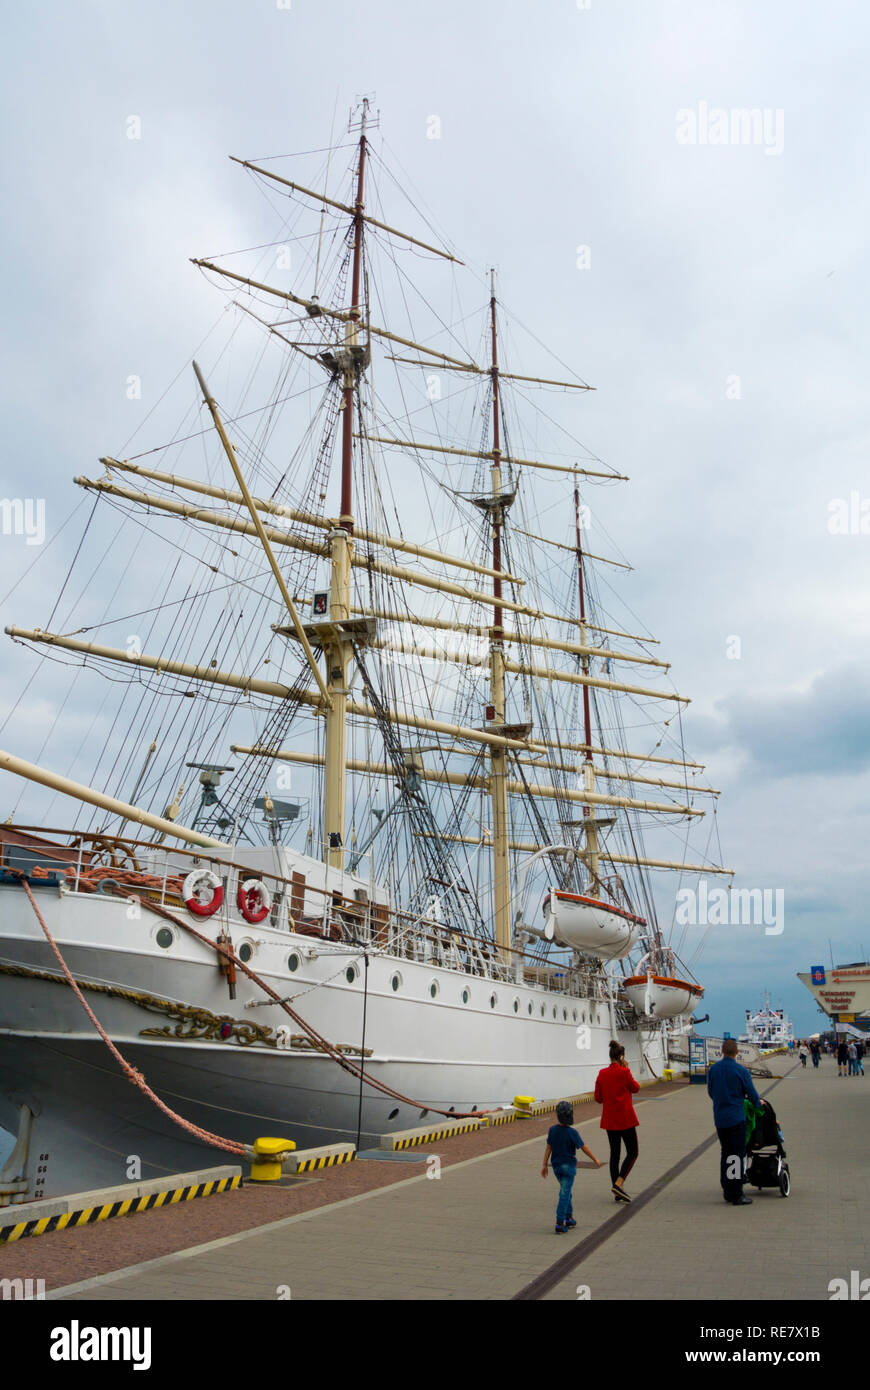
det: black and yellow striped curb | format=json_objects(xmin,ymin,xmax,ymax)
[
  {"xmin": 526, "ymin": 1077, "xmax": 665, "ymax": 1118},
  {"xmin": 0, "ymin": 1175, "xmax": 241, "ymax": 1244},
  {"xmin": 385, "ymin": 1077, "xmax": 673, "ymax": 1150},
  {"xmin": 391, "ymin": 1120, "xmax": 480, "ymax": 1150},
  {"xmin": 527, "ymin": 1091, "xmax": 595, "ymax": 1116},
  {"xmin": 295, "ymin": 1150, "xmax": 357, "ymax": 1173},
  {"xmin": 479, "ymin": 1111, "xmax": 518, "ymax": 1128}
]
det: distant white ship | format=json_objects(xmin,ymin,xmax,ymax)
[{"xmin": 740, "ymin": 992, "xmax": 795, "ymax": 1049}]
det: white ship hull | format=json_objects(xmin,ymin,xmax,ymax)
[{"xmin": 0, "ymin": 883, "xmax": 665, "ymax": 1201}]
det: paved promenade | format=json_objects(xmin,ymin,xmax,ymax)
[{"xmin": 47, "ymin": 1053, "xmax": 867, "ymax": 1301}]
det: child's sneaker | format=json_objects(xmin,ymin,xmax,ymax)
[
  {"xmin": 565, "ymin": 1217, "xmax": 577, "ymax": 1228},
  {"xmin": 555, "ymin": 1223, "xmax": 566, "ymax": 1234}
]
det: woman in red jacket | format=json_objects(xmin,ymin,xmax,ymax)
[{"xmin": 594, "ymin": 1040, "xmax": 640, "ymax": 1203}]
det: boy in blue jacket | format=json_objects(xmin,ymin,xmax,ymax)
[{"xmin": 540, "ymin": 1100, "xmax": 603, "ymax": 1233}]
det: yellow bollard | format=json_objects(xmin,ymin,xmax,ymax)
[
  {"xmin": 250, "ymin": 1136, "xmax": 296, "ymax": 1182},
  {"xmin": 663, "ymin": 1068, "xmax": 674, "ymax": 1081}
]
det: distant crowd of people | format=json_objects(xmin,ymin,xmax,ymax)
[{"xmin": 796, "ymin": 1035, "xmax": 864, "ymax": 1075}]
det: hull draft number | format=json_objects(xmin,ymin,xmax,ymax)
[
  {"xmin": 237, "ymin": 878, "xmax": 272, "ymax": 925},
  {"xmin": 183, "ymin": 868, "xmax": 224, "ymax": 918}
]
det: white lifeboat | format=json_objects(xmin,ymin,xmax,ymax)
[
  {"xmin": 622, "ymin": 973, "xmax": 704, "ymax": 1019},
  {"xmin": 543, "ymin": 890, "xmax": 644, "ymax": 961}
]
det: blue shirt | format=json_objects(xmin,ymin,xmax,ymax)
[
  {"xmin": 547, "ymin": 1124, "xmax": 584, "ymax": 1170},
  {"xmin": 707, "ymin": 1056, "xmax": 761, "ymax": 1128}
]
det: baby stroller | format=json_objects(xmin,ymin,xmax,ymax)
[{"xmin": 745, "ymin": 1098, "xmax": 790, "ymax": 1197}]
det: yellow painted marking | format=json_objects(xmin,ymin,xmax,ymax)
[{"xmin": 0, "ymin": 1171, "xmax": 239, "ymax": 1243}]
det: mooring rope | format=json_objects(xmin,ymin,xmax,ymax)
[{"xmin": 18, "ymin": 876, "xmax": 248, "ymax": 1157}]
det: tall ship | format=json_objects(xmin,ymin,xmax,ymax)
[
  {"xmin": 0, "ymin": 100, "xmax": 729, "ymax": 1203},
  {"xmin": 740, "ymin": 992, "xmax": 795, "ymax": 1049}
]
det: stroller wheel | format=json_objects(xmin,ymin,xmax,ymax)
[{"xmin": 779, "ymin": 1168, "xmax": 790, "ymax": 1198}]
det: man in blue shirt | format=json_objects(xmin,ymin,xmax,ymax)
[{"xmin": 707, "ymin": 1039, "xmax": 762, "ymax": 1205}]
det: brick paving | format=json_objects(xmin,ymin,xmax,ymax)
[
  {"xmin": 10, "ymin": 1055, "xmax": 865, "ymax": 1302},
  {"xmin": 3, "ymin": 1090, "xmax": 661, "ymax": 1288},
  {"xmin": 542, "ymin": 1052, "xmax": 868, "ymax": 1302}
]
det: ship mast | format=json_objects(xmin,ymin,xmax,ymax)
[
  {"xmin": 487, "ymin": 271, "xmax": 512, "ymax": 954},
  {"xmin": 323, "ymin": 98, "xmax": 369, "ymax": 871},
  {"xmin": 575, "ymin": 484, "xmax": 601, "ymax": 896}
]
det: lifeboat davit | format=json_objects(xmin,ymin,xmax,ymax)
[
  {"xmin": 543, "ymin": 890, "xmax": 644, "ymax": 961},
  {"xmin": 622, "ymin": 973, "xmax": 704, "ymax": 1019}
]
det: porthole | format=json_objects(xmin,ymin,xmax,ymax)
[
  {"xmin": 528, "ymin": 1002, "xmax": 533, "ymax": 1015},
  {"xmin": 540, "ymin": 1004, "xmax": 546, "ymax": 1017},
  {"xmin": 461, "ymin": 988, "xmax": 470, "ymax": 1004},
  {"xmin": 580, "ymin": 1009, "xmax": 586, "ymax": 1024},
  {"xmin": 572, "ymin": 1009, "xmax": 578, "ymax": 1023},
  {"xmin": 429, "ymin": 981, "xmax": 439, "ymax": 998},
  {"xmin": 391, "ymin": 973, "xmax": 401, "ymax": 992},
  {"xmin": 563, "ymin": 1008, "xmax": 568, "ymax": 1021},
  {"xmin": 552, "ymin": 1006, "xmax": 558, "ymax": 1019},
  {"xmin": 288, "ymin": 953, "xmax": 300, "ymax": 972},
  {"xmin": 346, "ymin": 965, "xmax": 358, "ymax": 984},
  {"xmin": 489, "ymin": 993, "xmax": 497, "ymax": 1009},
  {"xmin": 155, "ymin": 927, "xmax": 174, "ymax": 950},
  {"xmin": 513, "ymin": 999, "xmax": 519, "ymax": 1014},
  {"xmin": 238, "ymin": 942, "xmax": 253, "ymax": 964},
  {"xmin": 388, "ymin": 1108, "xmax": 399, "ymax": 1120},
  {"xmin": 419, "ymin": 1109, "xmax": 430, "ymax": 1119}
]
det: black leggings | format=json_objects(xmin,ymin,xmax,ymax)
[{"xmin": 608, "ymin": 1128, "xmax": 639, "ymax": 1185}]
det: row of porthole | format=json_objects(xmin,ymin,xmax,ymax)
[
  {"xmin": 155, "ymin": 939, "xmax": 598, "ymax": 1023},
  {"xmin": 317, "ymin": 957, "xmax": 596, "ymax": 1023},
  {"xmin": 156, "ymin": 925, "xmax": 256, "ymax": 963},
  {"xmin": 383, "ymin": 1106, "xmax": 475, "ymax": 1117}
]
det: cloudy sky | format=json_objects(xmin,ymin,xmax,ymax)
[{"xmin": 1, "ymin": 0, "xmax": 867, "ymax": 1039}]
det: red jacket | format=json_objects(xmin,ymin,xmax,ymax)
[{"xmin": 594, "ymin": 1062, "xmax": 640, "ymax": 1130}]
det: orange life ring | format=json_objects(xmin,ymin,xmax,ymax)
[
  {"xmin": 237, "ymin": 877, "xmax": 271, "ymax": 924},
  {"xmin": 183, "ymin": 868, "xmax": 223, "ymax": 917}
]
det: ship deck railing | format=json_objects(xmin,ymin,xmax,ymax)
[{"xmin": 0, "ymin": 823, "xmax": 618, "ymax": 997}]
